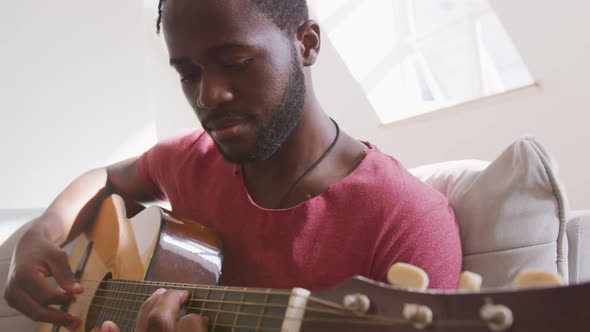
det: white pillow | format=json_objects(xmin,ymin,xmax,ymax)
[{"xmin": 410, "ymin": 137, "xmax": 569, "ymax": 289}]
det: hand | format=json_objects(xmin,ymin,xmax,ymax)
[
  {"xmin": 101, "ymin": 288, "xmax": 209, "ymax": 332},
  {"xmin": 3, "ymin": 226, "xmax": 83, "ymax": 330}
]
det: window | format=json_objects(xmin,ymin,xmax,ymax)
[{"xmin": 310, "ymin": 0, "xmax": 535, "ymax": 123}]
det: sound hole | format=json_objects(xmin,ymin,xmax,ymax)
[{"xmin": 84, "ymin": 273, "xmax": 141, "ymax": 332}]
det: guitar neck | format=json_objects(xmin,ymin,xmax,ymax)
[{"xmin": 87, "ymin": 279, "xmax": 293, "ymax": 331}]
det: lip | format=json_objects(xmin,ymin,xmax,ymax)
[{"xmin": 207, "ymin": 118, "xmax": 250, "ymax": 141}]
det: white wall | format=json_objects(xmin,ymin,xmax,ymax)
[
  {"xmin": 312, "ymin": 0, "xmax": 590, "ymax": 209},
  {"xmin": 142, "ymin": 6, "xmax": 198, "ymax": 139},
  {"xmin": 0, "ymin": 0, "xmax": 158, "ymax": 209},
  {"xmin": 3, "ymin": 0, "xmax": 587, "ymax": 211}
]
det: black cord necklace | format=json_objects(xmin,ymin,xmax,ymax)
[{"xmin": 274, "ymin": 118, "xmax": 340, "ymax": 209}]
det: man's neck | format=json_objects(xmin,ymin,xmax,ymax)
[
  {"xmin": 240, "ymin": 98, "xmax": 342, "ymax": 208},
  {"xmin": 245, "ymin": 107, "xmax": 334, "ymax": 178}
]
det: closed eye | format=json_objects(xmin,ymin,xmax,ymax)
[
  {"xmin": 223, "ymin": 58, "xmax": 253, "ymax": 71},
  {"xmin": 180, "ymin": 73, "xmax": 200, "ymax": 84}
]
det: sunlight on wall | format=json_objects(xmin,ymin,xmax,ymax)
[{"xmin": 308, "ymin": 0, "xmax": 534, "ymax": 124}]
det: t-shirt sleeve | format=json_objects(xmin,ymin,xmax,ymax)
[
  {"xmin": 137, "ymin": 144, "xmax": 167, "ymax": 201},
  {"xmin": 136, "ymin": 129, "xmax": 206, "ymax": 201},
  {"xmin": 370, "ymin": 182, "xmax": 463, "ymax": 289}
]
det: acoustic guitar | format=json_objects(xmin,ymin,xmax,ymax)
[{"xmin": 38, "ymin": 194, "xmax": 589, "ymax": 332}]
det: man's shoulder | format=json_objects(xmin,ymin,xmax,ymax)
[
  {"xmin": 347, "ymin": 147, "xmax": 450, "ymax": 212},
  {"xmin": 151, "ymin": 129, "xmax": 215, "ymax": 157},
  {"xmin": 349, "ymin": 147, "xmax": 417, "ymax": 192}
]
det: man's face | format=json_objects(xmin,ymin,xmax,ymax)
[{"xmin": 162, "ymin": 0, "xmax": 306, "ymax": 163}]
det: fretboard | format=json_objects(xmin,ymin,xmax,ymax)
[{"xmin": 87, "ymin": 279, "xmax": 292, "ymax": 332}]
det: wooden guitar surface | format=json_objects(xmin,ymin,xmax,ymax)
[
  {"xmin": 37, "ymin": 195, "xmax": 590, "ymax": 332},
  {"xmin": 38, "ymin": 195, "xmax": 223, "ymax": 332}
]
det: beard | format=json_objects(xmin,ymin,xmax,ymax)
[{"xmin": 214, "ymin": 46, "xmax": 306, "ymax": 164}]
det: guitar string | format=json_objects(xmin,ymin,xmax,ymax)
[
  {"xmin": 90, "ymin": 303, "xmax": 278, "ymax": 332},
  {"xmin": 77, "ymin": 292, "xmax": 359, "ymax": 317},
  {"xmin": 255, "ymin": 288, "xmax": 271, "ymax": 331},
  {"xmin": 80, "ymin": 278, "xmax": 371, "ymax": 312},
  {"xmin": 95, "ymin": 279, "xmax": 114, "ymax": 329},
  {"xmin": 78, "ymin": 280, "xmax": 485, "ymax": 325},
  {"xmin": 80, "ymin": 279, "xmax": 292, "ymax": 296},
  {"xmin": 88, "ymin": 302, "xmax": 403, "ymax": 327},
  {"xmin": 77, "ymin": 292, "xmax": 487, "ymax": 329},
  {"xmin": 88, "ymin": 302, "xmax": 487, "ymax": 330},
  {"xmin": 76, "ymin": 279, "xmax": 488, "ymax": 329}
]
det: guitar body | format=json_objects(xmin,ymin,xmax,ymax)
[
  {"xmin": 38, "ymin": 195, "xmax": 223, "ymax": 332},
  {"xmin": 35, "ymin": 194, "xmax": 590, "ymax": 332}
]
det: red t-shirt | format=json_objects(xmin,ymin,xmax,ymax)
[{"xmin": 137, "ymin": 130, "xmax": 462, "ymax": 290}]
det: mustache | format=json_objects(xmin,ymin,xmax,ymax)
[{"xmin": 201, "ymin": 110, "xmax": 256, "ymax": 129}]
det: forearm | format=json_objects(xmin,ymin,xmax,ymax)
[{"xmin": 31, "ymin": 168, "xmax": 112, "ymax": 246}]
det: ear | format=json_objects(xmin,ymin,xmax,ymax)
[{"xmin": 296, "ymin": 20, "xmax": 321, "ymax": 67}]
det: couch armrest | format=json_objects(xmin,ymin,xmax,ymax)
[{"xmin": 567, "ymin": 210, "xmax": 590, "ymax": 284}]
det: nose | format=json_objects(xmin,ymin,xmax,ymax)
[{"xmin": 196, "ymin": 71, "xmax": 234, "ymax": 110}]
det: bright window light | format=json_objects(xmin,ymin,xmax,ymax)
[{"xmin": 309, "ymin": 0, "xmax": 535, "ymax": 124}]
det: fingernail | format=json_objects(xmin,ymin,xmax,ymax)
[
  {"xmin": 154, "ymin": 288, "xmax": 167, "ymax": 295},
  {"xmin": 72, "ymin": 282, "xmax": 83, "ymax": 292},
  {"xmin": 101, "ymin": 321, "xmax": 116, "ymax": 332}
]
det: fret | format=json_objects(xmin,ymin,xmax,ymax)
[
  {"xmin": 255, "ymin": 289, "xmax": 272, "ymax": 331},
  {"xmin": 230, "ymin": 288, "xmax": 247, "ymax": 331},
  {"xmin": 211, "ymin": 286, "xmax": 229, "ymax": 331},
  {"xmin": 140, "ymin": 282, "xmax": 154, "ymax": 309},
  {"xmin": 187, "ymin": 284, "xmax": 197, "ymax": 316},
  {"xmin": 261, "ymin": 291, "xmax": 291, "ymax": 331},
  {"xmin": 89, "ymin": 281, "xmax": 295, "ymax": 332},
  {"xmin": 199, "ymin": 285, "xmax": 212, "ymax": 318},
  {"xmin": 229, "ymin": 287, "xmax": 265, "ymax": 331}
]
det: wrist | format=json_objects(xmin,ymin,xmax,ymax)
[{"xmin": 27, "ymin": 211, "xmax": 70, "ymax": 245}]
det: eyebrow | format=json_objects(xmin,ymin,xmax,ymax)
[{"xmin": 169, "ymin": 43, "xmax": 253, "ymax": 67}]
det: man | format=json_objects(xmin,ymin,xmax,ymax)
[{"xmin": 4, "ymin": 0, "xmax": 462, "ymax": 331}]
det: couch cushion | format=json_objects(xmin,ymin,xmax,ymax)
[
  {"xmin": 410, "ymin": 137, "xmax": 568, "ymax": 289},
  {"xmin": 567, "ymin": 212, "xmax": 590, "ymax": 284}
]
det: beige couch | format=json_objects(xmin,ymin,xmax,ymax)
[{"xmin": 2, "ymin": 137, "xmax": 589, "ymax": 331}]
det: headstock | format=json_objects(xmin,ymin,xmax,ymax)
[{"xmin": 304, "ymin": 264, "xmax": 587, "ymax": 331}]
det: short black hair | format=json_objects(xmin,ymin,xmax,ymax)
[{"xmin": 156, "ymin": 0, "xmax": 309, "ymax": 35}]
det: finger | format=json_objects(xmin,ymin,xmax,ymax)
[
  {"xmin": 6, "ymin": 287, "xmax": 80, "ymax": 327},
  {"xmin": 47, "ymin": 250, "xmax": 82, "ymax": 293},
  {"xmin": 176, "ymin": 314, "xmax": 209, "ymax": 332},
  {"xmin": 136, "ymin": 288, "xmax": 168, "ymax": 332},
  {"xmin": 101, "ymin": 320, "xmax": 121, "ymax": 332},
  {"xmin": 144, "ymin": 290, "xmax": 189, "ymax": 332},
  {"xmin": 18, "ymin": 269, "xmax": 76, "ymax": 306}
]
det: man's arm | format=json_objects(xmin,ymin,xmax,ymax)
[
  {"xmin": 46, "ymin": 157, "xmax": 155, "ymax": 245},
  {"xmin": 3, "ymin": 156, "xmax": 155, "ymax": 329}
]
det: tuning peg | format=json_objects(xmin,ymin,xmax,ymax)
[
  {"xmin": 514, "ymin": 270, "xmax": 564, "ymax": 289},
  {"xmin": 343, "ymin": 293, "xmax": 371, "ymax": 315},
  {"xmin": 480, "ymin": 300, "xmax": 513, "ymax": 332},
  {"xmin": 387, "ymin": 263, "xmax": 429, "ymax": 290},
  {"xmin": 457, "ymin": 271, "xmax": 482, "ymax": 292},
  {"xmin": 403, "ymin": 303, "xmax": 433, "ymax": 329}
]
